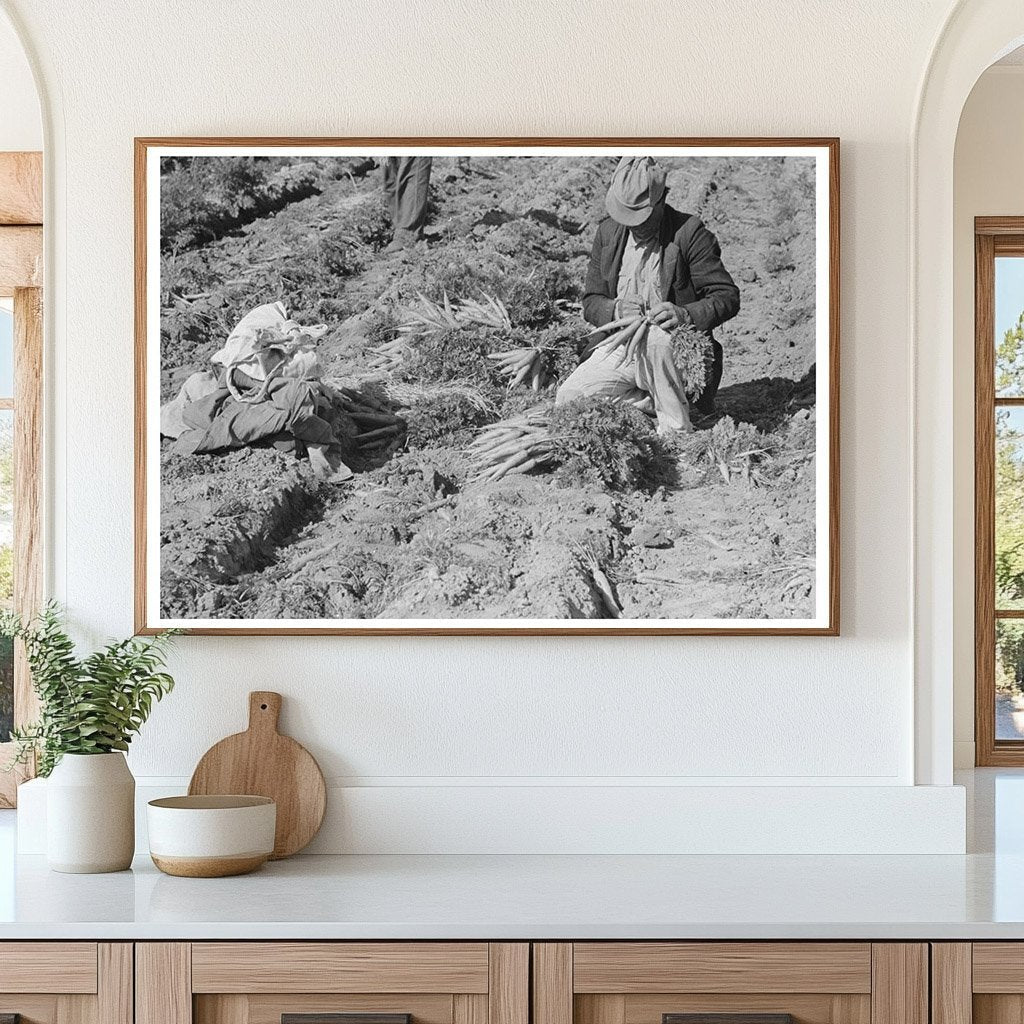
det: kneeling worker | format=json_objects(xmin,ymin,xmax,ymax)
[{"xmin": 557, "ymin": 156, "xmax": 740, "ymax": 433}]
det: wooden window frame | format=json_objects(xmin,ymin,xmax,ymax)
[
  {"xmin": 975, "ymin": 217, "xmax": 1024, "ymax": 765},
  {"xmin": 0, "ymin": 151, "xmax": 43, "ymax": 806}
]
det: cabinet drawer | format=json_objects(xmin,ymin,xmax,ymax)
[
  {"xmin": 572, "ymin": 944, "xmax": 872, "ymax": 994},
  {"xmin": 191, "ymin": 944, "xmax": 490, "ymax": 994},
  {"xmin": 973, "ymin": 944, "xmax": 1024, "ymax": 992},
  {"xmin": 534, "ymin": 944, "xmax": 925, "ymax": 1024},
  {"xmin": 0, "ymin": 943, "xmax": 130, "ymax": 1024},
  {"xmin": 0, "ymin": 942, "xmax": 98, "ymax": 994},
  {"xmin": 139, "ymin": 943, "xmax": 528, "ymax": 1024}
]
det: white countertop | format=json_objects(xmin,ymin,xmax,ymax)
[
  {"xmin": 0, "ymin": 849, "xmax": 1021, "ymax": 940},
  {"xmin": 1, "ymin": 769, "xmax": 1022, "ymax": 941}
]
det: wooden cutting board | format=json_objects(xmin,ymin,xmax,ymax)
[{"xmin": 188, "ymin": 691, "xmax": 326, "ymax": 859}]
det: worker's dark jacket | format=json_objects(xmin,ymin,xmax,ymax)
[
  {"xmin": 173, "ymin": 376, "xmax": 340, "ymax": 456},
  {"xmin": 582, "ymin": 205, "xmax": 740, "ymax": 410}
]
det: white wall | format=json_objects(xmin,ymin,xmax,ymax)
[
  {"xmin": 952, "ymin": 65, "xmax": 1024, "ymax": 767},
  {"xmin": 1, "ymin": 0, "xmax": 974, "ymax": 852},
  {"xmin": 0, "ymin": 9, "xmax": 39, "ymax": 151}
]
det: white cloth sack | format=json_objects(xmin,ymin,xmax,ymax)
[{"xmin": 211, "ymin": 301, "xmax": 329, "ymax": 382}]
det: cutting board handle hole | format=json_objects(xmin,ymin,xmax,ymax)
[{"xmin": 260, "ymin": 703, "xmax": 268, "ymax": 710}]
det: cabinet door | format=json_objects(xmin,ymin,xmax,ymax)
[
  {"xmin": 137, "ymin": 943, "xmax": 528, "ymax": 1024},
  {"xmin": 0, "ymin": 943, "xmax": 131, "ymax": 1024},
  {"xmin": 533, "ymin": 944, "xmax": 927, "ymax": 1024},
  {"xmin": 942, "ymin": 943, "xmax": 1024, "ymax": 1024}
]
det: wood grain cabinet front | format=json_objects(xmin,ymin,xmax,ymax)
[
  {"xmin": 933, "ymin": 943, "xmax": 1024, "ymax": 1024},
  {"xmin": 532, "ymin": 944, "xmax": 929, "ymax": 1024},
  {"xmin": 136, "ymin": 944, "xmax": 529, "ymax": 1024},
  {"xmin": 0, "ymin": 943, "xmax": 132, "ymax": 1024},
  {"xmin": 0, "ymin": 936, "xmax": 946, "ymax": 1024}
]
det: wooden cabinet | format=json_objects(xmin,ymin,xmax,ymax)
[
  {"xmin": 932, "ymin": 943, "xmax": 1024, "ymax": 1024},
  {"xmin": 0, "ymin": 938, "xmax": 963, "ymax": 1024},
  {"xmin": 0, "ymin": 943, "xmax": 131, "ymax": 1024},
  {"xmin": 136, "ymin": 944, "xmax": 528, "ymax": 1024},
  {"xmin": 532, "ymin": 944, "xmax": 928, "ymax": 1024}
]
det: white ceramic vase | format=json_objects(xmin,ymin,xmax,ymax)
[{"xmin": 46, "ymin": 752, "xmax": 135, "ymax": 873}]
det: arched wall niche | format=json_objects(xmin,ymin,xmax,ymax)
[{"xmin": 0, "ymin": 0, "xmax": 1021, "ymax": 801}]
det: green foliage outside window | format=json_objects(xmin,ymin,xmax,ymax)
[{"xmin": 996, "ymin": 312, "xmax": 1024, "ymax": 693}]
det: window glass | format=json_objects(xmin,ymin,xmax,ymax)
[
  {"xmin": 997, "ymin": 620, "xmax": 1024, "ymax": 740},
  {"xmin": 997, "ymin": 407, "xmax": 1024, "ymax": 610},
  {"xmin": 0, "ymin": 408, "xmax": 11, "ymax": 742},
  {"xmin": 0, "ymin": 306, "xmax": 12, "ymax": 400},
  {"xmin": 996, "ymin": 257, "xmax": 1024, "ymax": 396}
]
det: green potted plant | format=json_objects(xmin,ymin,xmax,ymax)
[{"xmin": 2, "ymin": 604, "xmax": 178, "ymax": 873}]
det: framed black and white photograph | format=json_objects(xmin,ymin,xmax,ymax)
[{"xmin": 135, "ymin": 137, "xmax": 839, "ymax": 635}]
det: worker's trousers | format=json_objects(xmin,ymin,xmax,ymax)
[
  {"xmin": 555, "ymin": 324, "xmax": 693, "ymax": 434},
  {"xmin": 382, "ymin": 156, "xmax": 432, "ymax": 236}
]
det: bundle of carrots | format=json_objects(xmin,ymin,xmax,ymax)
[
  {"xmin": 335, "ymin": 389, "xmax": 406, "ymax": 452},
  {"xmin": 457, "ymin": 294, "xmax": 513, "ymax": 332},
  {"xmin": 486, "ymin": 347, "xmax": 546, "ymax": 391},
  {"xmin": 583, "ymin": 313, "xmax": 655, "ymax": 365},
  {"xmin": 399, "ymin": 292, "xmax": 513, "ymax": 335},
  {"xmin": 365, "ymin": 337, "xmax": 411, "ymax": 373},
  {"xmin": 398, "ymin": 292, "xmax": 463, "ymax": 335},
  {"xmin": 469, "ymin": 410, "xmax": 555, "ymax": 482},
  {"xmin": 369, "ymin": 292, "xmax": 570, "ymax": 394}
]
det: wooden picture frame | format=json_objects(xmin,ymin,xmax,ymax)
[{"xmin": 135, "ymin": 137, "xmax": 840, "ymax": 636}]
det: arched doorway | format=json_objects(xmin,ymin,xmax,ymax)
[
  {"xmin": 914, "ymin": 1, "xmax": 1024, "ymax": 785},
  {"xmin": 953, "ymin": 52, "xmax": 1024, "ymax": 770}
]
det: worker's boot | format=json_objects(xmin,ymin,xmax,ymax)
[
  {"xmin": 385, "ymin": 228, "xmax": 419, "ymax": 253},
  {"xmin": 308, "ymin": 444, "xmax": 354, "ymax": 483}
]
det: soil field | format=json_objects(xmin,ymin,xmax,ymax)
[{"xmin": 158, "ymin": 154, "xmax": 820, "ymax": 623}]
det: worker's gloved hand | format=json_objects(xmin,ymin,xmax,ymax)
[{"xmin": 648, "ymin": 302, "xmax": 690, "ymax": 330}]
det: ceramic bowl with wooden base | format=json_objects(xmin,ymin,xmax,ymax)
[{"xmin": 147, "ymin": 795, "xmax": 276, "ymax": 877}]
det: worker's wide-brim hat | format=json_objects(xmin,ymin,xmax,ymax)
[{"xmin": 605, "ymin": 156, "xmax": 667, "ymax": 226}]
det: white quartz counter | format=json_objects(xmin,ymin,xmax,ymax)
[
  {"xmin": 1, "ymin": 769, "xmax": 1021, "ymax": 941},
  {"xmin": 1, "ymin": 849, "xmax": 1024, "ymax": 940}
]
